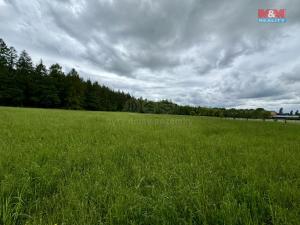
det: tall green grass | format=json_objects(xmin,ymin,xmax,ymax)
[{"xmin": 0, "ymin": 107, "xmax": 299, "ymax": 225}]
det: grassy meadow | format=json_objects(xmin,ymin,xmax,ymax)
[{"xmin": 0, "ymin": 107, "xmax": 299, "ymax": 225}]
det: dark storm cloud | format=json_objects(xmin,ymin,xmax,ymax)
[{"xmin": 1, "ymin": 0, "xmax": 300, "ymax": 110}]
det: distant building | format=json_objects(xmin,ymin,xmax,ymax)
[{"xmin": 270, "ymin": 111, "xmax": 277, "ymax": 117}]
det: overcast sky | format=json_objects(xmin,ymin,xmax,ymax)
[{"xmin": 1, "ymin": 0, "xmax": 299, "ymax": 111}]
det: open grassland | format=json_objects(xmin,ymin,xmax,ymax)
[{"xmin": 0, "ymin": 107, "xmax": 299, "ymax": 225}]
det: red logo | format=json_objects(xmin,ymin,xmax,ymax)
[{"xmin": 258, "ymin": 9, "xmax": 286, "ymax": 18}]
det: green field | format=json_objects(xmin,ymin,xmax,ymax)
[{"xmin": 0, "ymin": 107, "xmax": 299, "ymax": 225}]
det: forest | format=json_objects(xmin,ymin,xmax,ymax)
[{"xmin": 0, "ymin": 38, "xmax": 271, "ymax": 119}]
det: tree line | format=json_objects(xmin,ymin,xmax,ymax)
[
  {"xmin": 278, "ymin": 108, "xmax": 299, "ymax": 116},
  {"xmin": 0, "ymin": 38, "xmax": 272, "ymax": 119}
]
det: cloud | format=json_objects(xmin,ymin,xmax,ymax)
[
  {"xmin": 282, "ymin": 65, "xmax": 300, "ymax": 83},
  {"xmin": 1, "ymin": 0, "xmax": 300, "ymax": 111}
]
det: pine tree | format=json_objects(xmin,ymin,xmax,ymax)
[
  {"xmin": 65, "ymin": 68, "xmax": 85, "ymax": 109},
  {"xmin": 16, "ymin": 50, "xmax": 34, "ymax": 73},
  {"xmin": 0, "ymin": 38, "xmax": 9, "ymax": 68},
  {"xmin": 35, "ymin": 60, "xmax": 48, "ymax": 76},
  {"xmin": 7, "ymin": 47, "xmax": 18, "ymax": 70},
  {"xmin": 84, "ymin": 80, "xmax": 101, "ymax": 110}
]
